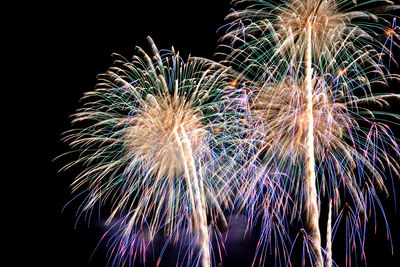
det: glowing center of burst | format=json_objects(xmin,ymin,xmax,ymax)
[
  {"xmin": 126, "ymin": 94, "xmax": 205, "ymax": 177},
  {"xmin": 250, "ymin": 81, "xmax": 347, "ymax": 157},
  {"xmin": 277, "ymin": 0, "xmax": 344, "ymax": 47}
]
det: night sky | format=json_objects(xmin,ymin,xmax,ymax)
[{"xmin": 22, "ymin": 1, "xmax": 400, "ymax": 266}]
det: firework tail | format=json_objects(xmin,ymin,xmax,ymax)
[
  {"xmin": 174, "ymin": 127, "xmax": 210, "ymax": 267},
  {"xmin": 304, "ymin": 20, "xmax": 323, "ymax": 267},
  {"xmin": 326, "ymin": 199, "xmax": 333, "ymax": 267}
]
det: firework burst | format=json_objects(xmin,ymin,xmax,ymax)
[
  {"xmin": 60, "ymin": 37, "xmax": 235, "ymax": 267},
  {"xmin": 220, "ymin": 0, "xmax": 400, "ymax": 266},
  {"xmin": 57, "ymin": 1, "xmax": 400, "ymax": 266}
]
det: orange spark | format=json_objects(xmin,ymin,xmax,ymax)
[{"xmin": 386, "ymin": 28, "xmax": 394, "ymax": 36}]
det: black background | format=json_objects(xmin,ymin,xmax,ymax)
[{"xmin": 17, "ymin": 1, "xmax": 400, "ymax": 266}]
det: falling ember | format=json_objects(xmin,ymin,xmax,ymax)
[{"xmin": 230, "ymin": 80, "xmax": 238, "ymax": 87}]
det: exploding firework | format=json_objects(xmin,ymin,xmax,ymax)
[
  {"xmin": 60, "ymin": 37, "xmax": 236, "ymax": 267},
  {"xmin": 220, "ymin": 0, "xmax": 400, "ymax": 266},
  {"xmin": 57, "ymin": 1, "xmax": 400, "ymax": 266}
]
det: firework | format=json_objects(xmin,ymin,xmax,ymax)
[
  {"xmin": 57, "ymin": 1, "xmax": 400, "ymax": 266},
  {"xmin": 60, "ymin": 37, "xmax": 235, "ymax": 267},
  {"xmin": 220, "ymin": 0, "xmax": 400, "ymax": 266}
]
